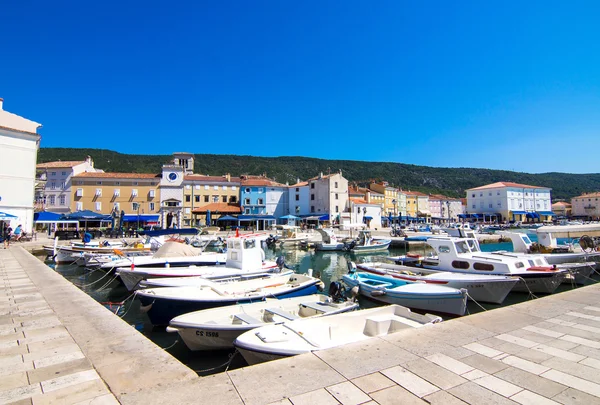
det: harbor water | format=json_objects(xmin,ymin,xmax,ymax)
[{"xmin": 40, "ymin": 239, "xmax": 598, "ymax": 376}]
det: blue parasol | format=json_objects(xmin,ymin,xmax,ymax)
[{"xmin": 206, "ymin": 210, "xmax": 211, "ymax": 227}]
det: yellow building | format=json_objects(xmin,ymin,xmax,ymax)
[
  {"xmin": 71, "ymin": 172, "xmax": 161, "ymax": 225},
  {"xmin": 369, "ymin": 181, "xmax": 398, "ymax": 216},
  {"xmin": 404, "ymin": 191, "xmax": 430, "ymax": 221},
  {"xmin": 182, "ymin": 174, "xmax": 241, "ymax": 226}
]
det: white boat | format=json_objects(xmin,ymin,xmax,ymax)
[
  {"xmin": 355, "ymin": 262, "xmax": 519, "ymax": 304},
  {"xmin": 500, "ymin": 230, "xmax": 600, "ymax": 282},
  {"xmin": 167, "ymin": 292, "xmax": 359, "ymax": 351},
  {"xmin": 234, "ymin": 304, "xmax": 442, "ymax": 365},
  {"xmin": 394, "ymin": 236, "xmax": 568, "ymax": 294},
  {"xmin": 342, "ymin": 270, "xmax": 468, "ymax": 316},
  {"xmin": 50, "ymin": 240, "xmax": 149, "ymax": 265},
  {"xmin": 117, "ymin": 235, "xmax": 279, "ymax": 291},
  {"xmin": 99, "ymin": 241, "xmax": 227, "ymax": 272},
  {"xmin": 314, "ymin": 228, "xmax": 345, "ymax": 251},
  {"xmin": 441, "ymin": 223, "xmax": 477, "ymax": 238},
  {"xmin": 136, "ymin": 272, "xmax": 324, "ymax": 325},
  {"xmin": 271, "ymin": 226, "xmax": 316, "ymax": 248},
  {"xmin": 81, "ymin": 250, "xmax": 153, "ymax": 268},
  {"xmin": 345, "ymin": 230, "xmax": 391, "ymax": 253}
]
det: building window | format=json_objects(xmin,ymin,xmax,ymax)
[
  {"xmin": 489, "ymin": 204, "xmax": 493, "ymax": 208},
  {"xmin": 335, "ymin": 206, "xmax": 339, "ymax": 212},
  {"xmin": 229, "ymin": 196, "xmax": 237, "ymax": 203},
  {"xmin": 49, "ymin": 195, "xmax": 56, "ymax": 205},
  {"xmin": 76, "ymin": 202, "xmax": 83, "ymax": 210},
  {"xmin": 95, "ymin": 202, "xmax": 101, "ymax": 211},
  {"xmin": 115, "ymin": 182, "xmax": 120, "ymax": 186},
  {"xmin": 245, "ymin": 188, "xmax": 251, "ymax": 193},
  {"xmin": 335, "ymin": 193, "xmax": 339, "ymax": 200},
  {"xmin": 149, "ymin": 202, "xmax": 155, "ymax": 211},
  {"xmin": 222, "ymin": 195, "xmax": 227, "ymax": 202},
  {"xmin": 114, "ymin": 189, "xmax": 120, "ymax": 197},
  {"xmin": 195, "ymin": 195, "xmax": 200, "ymax": 203},
  {"xmin": 204, "ymin": 185, "xmax": 209, "ymax": 190},
  {"xmin": 497, "ymin": 202, "xmax": 502, "ymax": 207},
  {"xmin": 311, "ymin": 206, "xmax": 315, "ymax": 212},
  {"xmin": 96, "ymin": 181, "xmax": 102, "ymax": 185},
  {"xmin": 51, "ymin": 172, "xmax": 56, "ymax": 176},
  {"xmin": 311, "ymin": 194, "xmax": 315, "ymax": 201},
  {"xmin": 195, "ymin": 185, "xmax": 200, "ymax": 190},
  {"xmin": 204, "ymin": 195, "xmax": 209, "ymax": 202},
  {"xmin": 59, "ymin": 195, "xmax": 66, "ymax": 206},
  {"xmin": 334, "ymin": 182, "xmax": 338, "ymax": 188},
  {"xmin": 257, "ymin": 198, "xmax": 264, "ymax": 205},
  {"xmin": 472, "ymin": 204, "xmax": 476, "ymax": 209},
  {"xmin": 186, "ymin": 185, "xmax": 191, "ymax": 189},
  {"xmin": 132, "ymin": 189, "xmax": 138, "ymax": 197},
  {"xmin": 185, "ymin": 208, "xmax": 191, "ymax": 214},
  {"xmin": 245, "ymin": 208, "xmax": 250, "ymax": 214},
  {"xmin": 232, "ymin": 186, "xmax": 237, "ymax": 190},
  {"xmin": 133, "ymin": 182, "xmax": 138, "ymax": 186},
  {"xmin": 244, "ymin": 198, "xmax": 251, "ymax": 205},
  {"xmin": 50, "ymin": 182, "xmax": 56, "ymax": 190},
  {"xmin": 295, "ymin": 195, "xmax": 299, "ymax": 201},
  {"xmin": 222, "ymin": 186, "xmax": 227, "ymax": 190},
  {"xmin": 296, "ymin": 188, "xmax": 299, "ymax": 192},
  {"xmin": 95, "ymin": 188, "xmax": 102, "ymax": 196},
  {"xmin": 212, "ymin": 185, "xmax": 218, "ymax": 191},
  {"xmin": 61, "ymin": 181, "xmax": 66, "ymax": 189},
  {"xmin": 185, "ymin": 195, "xmax": 191, "ymax": 202},
  {"xmin": 76, "ymin": 188, "xmax": 83, "ymax": 197},
  {"xmin": 311, "ymin": 183, "xmax": 315, "ymax": 189},
  {"xmin": 472, "ymin": 194, "xmax": 475, "ymax": 198},
  {"xmin": 149, "ymin": 190, "xmax": 155, "ymax": 198},
  {"xmin": 114, "ymin": 203, "xmax": 120, "ymax": 211}
]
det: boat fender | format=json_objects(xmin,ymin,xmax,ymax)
[
  {"xmin": 371, "ymin": 289, "xmax": 386, "ymax": 297},
  {"xmin": 165, "ymin": 326, "xmax": 178, "ymax": 333},
  {"xmin": 350, "ymin": 286, "xmax": 360, "ymax": 301}
]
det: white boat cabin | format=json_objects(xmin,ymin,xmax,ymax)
[{"xmin": 226, "ymin": 236, "xmax": 266, "ymax": 271}]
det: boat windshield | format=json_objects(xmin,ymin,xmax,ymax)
[
  {"xmin": 521, "ymin": 235, "xmax": 533, "ymax": 244},
  {"xmin": 466, "ymin": 239, "xmax": 480, "ymax": 252}
]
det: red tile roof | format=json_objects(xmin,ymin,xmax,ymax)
[
  {"xmin": 74, "ymin": 172, "xmax": 160, "ymax": 179},
  {"xmin": 350, "ymin": 198, "xmax": 368, "ymax": 204},
  {"xmin": 404, "ymin": 191, "xmax": 428, "ymax": 197},
  {"xmin": 573, "ymin": 192, "xmax": 600, "ymax": 199},
  {"xmin": 191, "ymin": 203, "xmax": 242, "ymax": 214},
  {"xmin": 552, "ymin": 201, "xmax": 572, "ymax": 206},
  {"xmin": 184, "ymin": 175, "xmax": 241, "ymax": 182},
  {"xmin": 240, "ymin": 175, "xmax": 286, "ymax": 187},
  {"xmin": 37, "ymin": 161, "xmax": 86, "ymax": 169},
  {"xmin": 468, "ymin": 182, "xmax": 548, "ymax": 191}
]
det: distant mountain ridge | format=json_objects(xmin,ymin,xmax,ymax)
[{"xmin": 37, "ymin": 148, "xmax": 600, "ymax": 201}]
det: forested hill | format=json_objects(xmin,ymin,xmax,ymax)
[{"xmin": 37, "ymin": 148, "xmax": 600, "ymax": 201}]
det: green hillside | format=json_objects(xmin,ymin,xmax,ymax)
[{"xmin": 37, "ymin": 148, "xmax": 600, "ymax": 201}]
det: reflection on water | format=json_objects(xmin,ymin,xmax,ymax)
[{"xmin": 41, "ymin": 238, "xmax": 597, "ymax": 375}]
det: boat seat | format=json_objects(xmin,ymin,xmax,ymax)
[
  {"xmin": 264, "ymin": 307, "xmax": 300, "ymax": 321},
  {"xmin": 300, "ymin": 301, "xmax": 338, "ymax": 314},
  {"xmin": 233, "ymin": 313, "xmax": 263, "ymax": 325}
]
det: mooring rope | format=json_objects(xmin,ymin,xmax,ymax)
[
  {"xmin": 161, "ymin": 338, "xmax": 180, "ymax": 350},
  {"xmin": 96, "ymin": 274, "xmax": 120, "ymax": 292},
  {"xmin": 516, "ymin": 277, "xmax": 538, "ymax": 300},
  {"xmin": 76, "ymin": 269, "xmax": 116, "ymax": 288},
  {"xmin": 466, "ymin": 292, "xmax": 488, "ymax": 312},
  {"xmin": 194, "ymin": 350, "xmax": 239, "ymax": 373},
  {"xmin": 118, "ymin": 292, "xmax": 138, "ymax": 318}
]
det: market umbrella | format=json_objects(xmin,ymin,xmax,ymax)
[
  {"xmin": 206, "ymin": 210, "xmax": 211, "ymax": 227},
  {"xmin": 279, "ymin": 214, "xmax": 300, "ymax": 220},
  {"xmin": 217, "ymin": 215, "xmax": 238, "ymax": 221},
  {"xmin": 0, "ymin": 211, "xmax": 18, "ymax": 219}
]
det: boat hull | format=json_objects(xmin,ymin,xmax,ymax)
[
  {"xmin": 137, "ymin": 284, "xmax": 320, "ymax": 326},
  {"xmin": 511, "ymin": 272, "xmax": 566, "ymax": 294}
]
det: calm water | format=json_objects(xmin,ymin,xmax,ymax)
[{"xmin": 42, "ymin": 238, "xmax": 597, "ymax": 375}]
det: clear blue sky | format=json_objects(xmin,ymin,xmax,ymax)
[{"xmin": 2, "ymin": 1, "xmax": 599, "ymax": 174}]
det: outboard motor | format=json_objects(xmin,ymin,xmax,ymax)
[
  {"xmin": 276, "ymin": 255, "xmax": 286, "ymax": 271},
  {"xmin": 347, "ymin": 261, "xmax": 357, "ymax": 274},
  {"xmin": 328, "ymin": 281, "xmax": 347, "ymax": 303}
]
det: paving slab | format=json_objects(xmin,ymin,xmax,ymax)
[
  {"xmin": 325, "ymin": 381, "xmax": 371, "ymax": 405},
  {"xmin": 350, "ymin": 372, "xmax": 395, "ymax": 394},
  {"xmin": 493, "ymin": 367, "xmax": 566, "ymax": 398}
]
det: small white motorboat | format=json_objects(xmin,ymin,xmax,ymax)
[
  {"xmin": 345, "ymin": 230, "xmax": 391, "ymax": 253},
  {"xmin": 136, "ymin": 272, "xmax": 324, "ymax": 325},
  {"xmin": 342, "ymin": 270, "xmax": 468, "ymax": 316},
  {"xmin": 355, "ymin": 262, "xmax": 519, "ymax": 304},
  {"xmin": 234, "ymin": 304, "xmax": 441, "ymax": 365},
  {"xmin": 167, "ymin": 288, "xmax": 358, "ymax": 351},
  {"xmin": 314, "ymin": 228, "xmax": 346, "ymax": 251},
  {"xmin": 117, "ymin": 235, "xmax": 276, "ymax": 291}
]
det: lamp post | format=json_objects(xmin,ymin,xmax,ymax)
[{"xmin": 392, "ymin": 199, "xmax": 397, "ymax": 225}]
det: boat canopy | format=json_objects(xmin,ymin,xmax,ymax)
[
  {"xmin": 138, "ymin": 228, "xmax": 199, "ymax": 237},
  {"xmin": 536, "ymin": 224, "xmax": 600, "ymax": 238}
]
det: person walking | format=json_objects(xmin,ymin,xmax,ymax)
[
  {"xmin": 14, "ymin": 224, "xmax": 23, "ymax": 241},
  {"xmin": 3, "ymin": 226, "xmax": 12, "ymax": 248}
]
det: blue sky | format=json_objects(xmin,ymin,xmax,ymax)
[{"xmin": 1, "ymin": 1, "xmax": 599, "ymax": 174}]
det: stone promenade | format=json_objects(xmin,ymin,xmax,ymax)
[{"xmin": 2, "ymin": 244, "xmax": 600, "ymax": 404}]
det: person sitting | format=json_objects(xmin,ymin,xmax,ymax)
[{"xmin": 14, "ymin": 224, "xmax": 23, "ymax": 241}]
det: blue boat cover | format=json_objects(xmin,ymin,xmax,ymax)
[{"xmin": 138, "ymin": 228, "xmax": 199, "ymax": 236}]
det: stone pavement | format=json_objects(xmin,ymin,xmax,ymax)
[{"xmin": 3, "ymin": 244, "xmax": 600, "ymax": 404}]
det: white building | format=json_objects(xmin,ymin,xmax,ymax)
[
  {"xmin": 307, "ymin": 171, "xmax": 349, "ymax": 222},
  {"xmin": 348, "ymin": 198, "xmax": 382, "ymax": 229},
  {"xmin": 159, "ymin": 153, "xmax": 193, "ymax": 228},
  {"xmin": 466, "ymin": 182, "xmax": 553, "ymax": 223},
  {"xmin": 571, "ymin": 192, "xmax": 600, "ymax": 220},
  {"xmin": 0, "ymin": 99, "xmax": 42, "ymax": 233},
  {"xmin": 37, "ymin": 156, "xmax": 99, "ymax": 214},
  {"xmin": 288, "ymin": 180, "xmax": 310, "ymax": 217}
]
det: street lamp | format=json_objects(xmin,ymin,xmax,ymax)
[
  {"xmin": 133, "ymin": 202, "xmax": 140, "ymax": 234},
  {"xmin": 392, "ymin": 199, "xmax": 397, "ymax": 225}
]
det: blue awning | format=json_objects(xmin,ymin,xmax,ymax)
[
  {"xmin": 237, "ymin": 215, "xmax": 276, "ymax": 221},
  {"xmin": 217, "ymin": 215, "xmax": 238, "ymax": 221},
  {"xmin": 62, "ymin": 210, "xmax": 111, "ymax": 220},
  {"xmin": 526, "ymin": 212, "xmax": 540, "ymax": 219},
  {"xmin": 511, "ymin": 211, "xmax": 527, "ymax": 215},
  {"xmin": 537, "ymin": 211, "xmax": 556, "ymax": 216},
  {"xmin": 122, "ymin": 215, "xmax": 160, "ymax": 222},
  {"xmin": 33, "ymin": 211, "xmax": 62, "ymax": 221},
  {"xmin": 364, "ymin": 216, "xmax": 373, "ymax": 220},
  {"xmin": 318, "ymin": 214, "xmax": 330, "ymax": 221},
  {"xmin": 457, "ymin": 214, "xmax": 468, "ymax": 218},
  {"xmin": 471, "ymin": 214, "xmax": 480, "ymax": 218}
]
